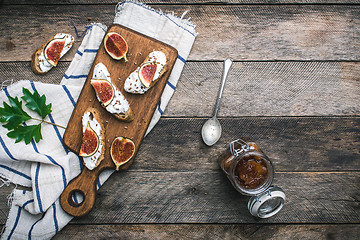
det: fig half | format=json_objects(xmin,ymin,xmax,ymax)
[
  {"xmin": 139, "ymin": 62, "xmax": 158, "ymax": 88},
  {"xmin": 44, "ymin": 38, "xmax": 66, "ymax": 66},
  {"xmin": 90, "ymin": 79, "xmax": 115, "ymax": 107},
  {"xmin": 110, "ymin": 136, "xmax": 135, "ymax": 170},
  {"xmin": 104, "ymin": 32, "xmax": 128, "ymax": 61},
  {"xmin": 79, "ymin": 123, "xmax": 99, "ymax": 157}
]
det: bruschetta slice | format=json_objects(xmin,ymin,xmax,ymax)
[
  {"xmin": 79, "ymin": 108, "xmax": 105, "ymax": 170},
  {"xmin": 124, "ymin": 49, "xmax": 168, "ymax": 94},
  {"xmin": 90, "ymin": 63, "xmax": 134, "ymax": 122},
  {"xmin": 31, "ymin": 33, "xmax": 74, "ymax": 75}
]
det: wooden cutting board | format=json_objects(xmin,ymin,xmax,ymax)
[{"xmin": 60, "ymin": 24, "xmax": 178, "ymax": 217}]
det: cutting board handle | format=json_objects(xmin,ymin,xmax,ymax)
[{"xmin": 60, "ymin": 167, "xmax": 99, "ymax": 217}]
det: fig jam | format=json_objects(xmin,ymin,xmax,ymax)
[
  {"xmin": 234, "ymin": 156, "xmax": 268, "ymax": 189},
  {"xmin": 218, "ymin": 139, "xmax": 274, "ymax": 195},
  {"xmin": 218, "ymin": 139, "xmax": 286, "ymax": 218}
]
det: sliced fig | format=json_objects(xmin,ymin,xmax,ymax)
[
  {"xmin": 104, "ymin": 32, "xmax": 128, "ymax": 61},
  {"xmin": 139, "ymin": 62, "xmax": 158, "ymax": 88},
  {"xmin": 110, "ymin": 136, "xmax": 135, "ymax": 170},
  {"xmin": 44, "ymin": 38, "xmax": 66, "ymax": 66},
  {"xmin": 79, "ymin": 123, "xmax": 99, "ymax": 157},
  {"xmin": 91, "ymin": 79, "xmax": 114, "ymax": 106}
]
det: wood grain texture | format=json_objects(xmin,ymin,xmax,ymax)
[
  {"xmin": 61, "ymin": 24, "xmax": 177, "ymax": 217},
  {"xmin": 67, "ymin": 171, "xmax": 360, "ymax": 224},
  {"xmin": 0, "ymin": 116, "xmax": 358, "ymax": 221},
  {"xmin": 131, "ymin": 117, "xmax": 360, "ymax": 172},
  {"xmin": 52, "ymin": 224, "xmax": 360, "ymax": 240},
  {"xmin": 0, "ymin": 117, "xmax": 358, "ymax": 220},
  {"xmin": 168, "ymin": 61, "xmax": 360, "ymax": 117},
  {"xmin": 0, "ymin": 5, "xmax": 359, "ymax": 61},
  {"xmin": 0, "ymin": 61, "xmax": 359, "ymax": 116},
  {"xmin": 4, "ymin": 0, "xmax": 360, "ymax": 4},
  {"xmin": 0, "ymin": 172, "xmax": 359, "ymax": 224},
  {"xmin": 0, "ymin": 0, "xmax": 359, "ymax": 237}
]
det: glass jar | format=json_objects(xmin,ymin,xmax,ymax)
[{"xmin": 218, "ymin": 138, "xmax": 285, "ymax": 218}]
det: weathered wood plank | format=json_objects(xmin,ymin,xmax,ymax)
[
  {"xmin": 1, "ymin": 5, "xmax": 359, "ymax": 61},
  {"xmin": 52, "ymin": 224, "xmax": 360, "ymax": 240},
  {"xmin": 0, "ymin": 62, "xmax": 69, "ymax": 86},
  {"xmin": 4, "ymin": 0, "xmax": 360, "ymax": 4},
  {"xmin": 0, "ymin": 172, "xmax": 359, "ymax": 224},
  {"xmin": 1, "ymin": 61, "xmax": 359, "ymax": 116},
  {"xmin": 0, "ymin": 117, "xmax": 358, "ymax": 222},
  {"xmin": 135, "ymin": 117, "xmax": 360, "ymax": 172},
  {"xmin": 0, "ymin": 183, "xmax": 12, "ymax": 225},
  {"xmin": 168, "ymin": 61, "xmax": 360, "ymax": 117},
  {"xmin": 73, "ymin": 171, "xmax": 360, "ymax": 223}
]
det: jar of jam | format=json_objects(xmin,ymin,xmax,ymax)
[{"xmin": 218, "ymin": 138, "xmax": 285, "ymax": 218}]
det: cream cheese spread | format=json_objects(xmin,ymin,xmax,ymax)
[{"xmin": 124, "ymin": 51, "xmax": 167, "ymax": 94}]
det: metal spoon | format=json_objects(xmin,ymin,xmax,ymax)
[{"xmin": 201, "ymin": 58, "xmax": 233, "ymax": 146}]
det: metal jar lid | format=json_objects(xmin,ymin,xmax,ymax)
[{"xmin": 247, "ymin": 186, "xmax": 285, "ymax": 218}]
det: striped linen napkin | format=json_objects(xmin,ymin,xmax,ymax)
[{"xmin": 0, "ymin": 1, "xmax": 197, "ymax": 239}]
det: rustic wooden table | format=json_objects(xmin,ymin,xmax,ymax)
[{"xmin": 0, "ymin": 0, "xmax": 359, "ymax": 239}]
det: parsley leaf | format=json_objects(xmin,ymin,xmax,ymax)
[
  {"xmin": 0, "ymin": 96, "xmax": 31, "ymax": 130},
  {"xmin": 22, "ymin": 88, "xmax": 52, "ymax": 119},
  {"xmin": 7, "ymin": 124, "xmax": 42, "ymax": 144},
  {"xmin": 0, "ymin": 87, "xmax": 63, "ymax": 145}
]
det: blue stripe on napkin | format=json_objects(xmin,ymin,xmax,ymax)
[
  {"xmin": 97, "ymin": 178, "xmax": 101, "ymax": 189},
  {"xmin": 7, "ymin": 207, "xmax": 21, "ymax": 240},
  {"xmin": 27, "ymin": 133, "xmax": 65, "ymax": 213},
  {"xmin": 23, "ymin": 199, "xmax": 34, "ymax": 208},
  {"xmin": 28, "ymin": 213, "xmax": 45, "ymax": 240},
  {"xmin": 63, "ymin": 74, "xmax": 88, "ymax": 80},
  {"xmin": 52, "ymin": 203, "xmax": 59, "ymax": 233},
  {"xmin": 61, "ymin": 85, "xmax": 76, "ymax": 107},
  {"xmin": 76, "ymin": 49, "xmax": 98, "ymax": 56},
  {"xmin": 0, "ymin": 164, "xmax": 31, "ymax": 180},
  {"xmin": 47, "ymin": 113, "xmax": 68, "ymax": 153},
  {"xmin": 0, "ymin": 136, "xmax": 17, "ymax": 160},
  {"xmin": 34, "ymin": 162, "xmax": 43, "ymax": 213},
  {"xmin": 177, "ymin": 55, "xmax": 186, "ymax": 63},
  {"xmin": 157, "ymin": 100, "xmax": 163, "ymax": 115},
  {"xmin": 166, "ymin": 81, "xmax": 176, "ymax": 90},
  {"xmin": 84, "ymin": 49, "xmax": 98, "ymax": 53},
  {"xmin": 72, "ymin": 22, "xmax": 92, "ymax": 38},
  {"xmin": 28, "ymin": 133, "xmax": 67, "ymax": 189}
]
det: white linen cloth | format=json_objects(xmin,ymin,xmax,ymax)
[{"xmin": 0, "ymin": 1, "xmax": 197, "ymax": 239}]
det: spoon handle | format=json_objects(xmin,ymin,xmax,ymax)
[{"xmin": 214, "ymin": 58, "xmax": 233, "ymax": 118}]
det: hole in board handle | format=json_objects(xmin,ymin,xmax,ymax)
[{"xmin": 68, "ymin": 190, "xmax": 85, "ymax": 207}]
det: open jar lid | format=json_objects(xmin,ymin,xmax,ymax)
[{"xmin": 247, "ymin": 186, "xmax": 285, "ymax": 218}]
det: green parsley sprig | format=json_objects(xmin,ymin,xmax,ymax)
[{"xmin": 0, "ymin": 87, "xmax": 65, "ymax": 144}]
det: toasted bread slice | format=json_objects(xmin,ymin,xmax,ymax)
[
  {"xmin": 113, "ymin": 107, "xmax": 134, "ymax": 122},
  {"xmin": 91, "ymin": 63, "xmax": 134, "ymax": 122},
  {"xmin": 31, "ymin": 33, "xmax": 74, "ymax": 75},
  {"xmin": 31, "ymin": 48, "xmax": 47, "ymax": 75},
  {"xmin": 80, "ymin": 107, "xmax": 105, "ymax": 170},
  {"xmin": 124, "ymin": 49, "xmax": 169, "ymax": 94}
]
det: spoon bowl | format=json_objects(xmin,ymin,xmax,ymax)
[
  {"xmin": 201, "ymin": 117, "xmax": 221, "ymax": 146},
  {"xmin": 201, "ymin": 58, "xmax": 233, "ymax": 146}
]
